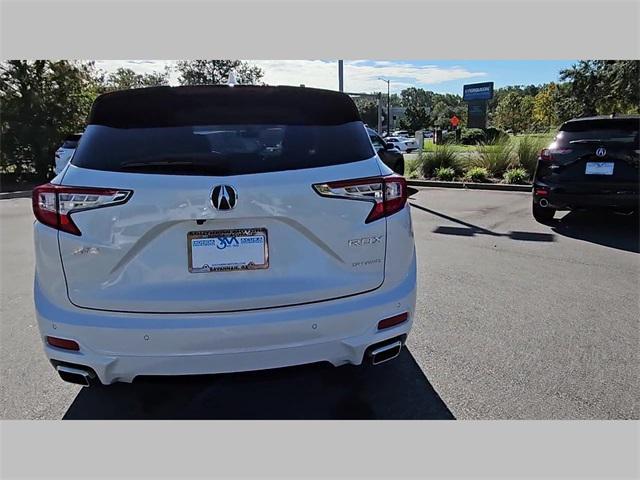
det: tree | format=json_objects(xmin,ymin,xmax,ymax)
[
  {"xmin": 352, "ymin": 96, "xmax": 380, "ymax": 127},
  {"xmin": 398, "ymin": 88, "xmax": 432, "ymax": 131},
  {"xmin": 430, "ymin": 94, "xmax": 466, "ymax": 129},
  {"xmin": 493, "ymin": 91, "xmax": 534, "ymax": 133},
  {"xmin": 559, "ymin": 61, "xmax": 601, "ymax": 116},
  {"xmin": 175, "ymin": 60, "xmax": 263, "ymax": 85},
  {"xmin": 1, "ymin": 60, "xmax": 102, "ymax": 180},
  {"xmin": 595, "ymin": 60, "xmax": 640, "ymax": 114},
  {"xmin": 105, "ymin": 66, "xmax": 170, "ymax": 91},
  {"xmin": 533, "ymin": 83, "xmax": 560, "ymax": 130}
]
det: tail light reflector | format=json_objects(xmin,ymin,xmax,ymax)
[
  {"xmin": 378, "ymin": 312, "xmax": 409, "ymax": 330},
  {"xmin": 313, "ymin": 175, "xmax": 407, "ymax": 223},
  {"xmin": 46, "ymin": 336, "xmax": 80, "ymax": 351},
  {"xmin": 32, "ymin": 184, "xmax": 132, "ymax": 236}
]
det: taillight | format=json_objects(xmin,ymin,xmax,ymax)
[
  {"xmin": 313, "ymin": 175, "xmax": 407, "ymax": 223},
  {"xmin": 32, "ymin": 183, "xmax": 132, "ymax": 236},
  {"xmin": 540, "ymin": 148, "xmax": 572, "ymax": 162}
]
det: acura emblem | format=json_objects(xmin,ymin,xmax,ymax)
[
  {"xmin": 595, "ymin": 147, "xmax": 607, "ymax": 158},
  {"xmin": 211, "ymin": 185, "xmax": 237, "ymax": 210}
]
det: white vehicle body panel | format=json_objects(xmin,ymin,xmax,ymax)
[{"xmin": 57, "ymin": 160, "xmax": 387, "ymax": 313}]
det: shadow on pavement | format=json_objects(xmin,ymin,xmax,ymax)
[
  {"xmin": 63, "ymin": 349, "xmax": 455, "ymax": 420},
  {"xmin": 551, "ymin": 210, "xmax": 639, "ymax": 253},
  {"xmin": 411, "ymin": 203, "xmax": 555, "ymax": 242}
]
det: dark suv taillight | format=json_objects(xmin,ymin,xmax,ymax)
[
  {"xmin": 313, "ymin": 175, "xmax": 408, "ymax": 223},
  {"xmin": 540, "ymin": 147, "xmax": 573, "ymax": 163},
  {"xmin": 32, "ymin": 184, "xmax": 132, "ymax": 236}
]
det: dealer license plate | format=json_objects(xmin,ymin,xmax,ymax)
[{"xmin": 188, "ymin": 228, "xmax": 268, "ymax": 273}]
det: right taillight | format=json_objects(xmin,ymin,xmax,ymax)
[
  {"xmin": 313, "ymin": 175, "xmax": 408, "ymax": 223},
  {"xmin": 32, "ymin": 183, "xmax": 132, "ymax": 236}
]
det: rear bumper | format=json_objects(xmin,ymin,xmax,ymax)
[
  {"xmin": 533, "ymin": 182, "xmax": 639, "ymax": 210},
  {"xmin": 35, "ymin": 254, "xmax": 417, "ymax": 384}
]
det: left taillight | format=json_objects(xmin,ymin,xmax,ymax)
[
  {"xmin": 32, "ymin": 183, "xmax": 132, "ymax": 236},
  {"xmin": 313, "ymin": 174, "xmax": 408, "ymax": 223}
]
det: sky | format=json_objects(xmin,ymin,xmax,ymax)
[{"xmin": 95, "ymin": 60, "xmax": 577, "ymax": 95}]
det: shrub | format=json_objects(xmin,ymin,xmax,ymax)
[
  {"xmin": 435, "ymin": 166, "xmax": 456, "ymax": 181},
  {"xmin": 472, "ymin": 137, "xmax": 516, "ymax": 177},
  {"xmin": 484, "ymin": 127, "xmax": 509, "ymax": 143},
  {"xmin": 516, "ymin": 135, "xmax": 547, "ymax": 177},
  {"xmin": 460, "ymin": 128, "xmax": 485, "ymax": 145},
  {"xmin": 503, "ymin": 167, "xmax": 530, "ymax": 184},
  {"xmin": 464, "ymin": 166, "xmax": 489, "ymax": 183},
  {"xmin": 422, "ymin": 143, "xmax": 459, "ymax": 178},
  {"xmin": 404, "ymin": 156, "xmax": 423, "ymax": 179}
]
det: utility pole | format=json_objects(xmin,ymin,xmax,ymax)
[
  {"xmin": 338, "ymin": 60, "xmax": 344, "ymax": 92},
  {"xmin": 379, "ymin": 77, "xmax": 391, "ymax": 136}
]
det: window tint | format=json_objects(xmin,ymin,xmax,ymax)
[
  {"xmin": 557, "ymin": 119, "xmax": 639, "ymax": 145},
  {"xmin": 71, "ymin": 122, "xmax": 375, "ymax": 175}
]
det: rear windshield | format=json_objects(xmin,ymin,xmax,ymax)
[
  {"xmin": 71, "ymin": 122, "xmax": 374, "ymax": 176},
  {"xmin": 557, "ymin": 119, "xmax": 639, "ymax": 145}
]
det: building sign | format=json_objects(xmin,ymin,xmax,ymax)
[
  {"xmin": 463, "ymin": 82, "xmax": 494, "ymax": 102},
  {"xmin": 467, "ymin": 101, "xmax": 487, "ymax": 129}
]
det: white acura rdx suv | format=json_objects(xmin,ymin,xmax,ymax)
[{"xmin": 32, "ymin": 85, "xmax": 417, "ymax": 386}]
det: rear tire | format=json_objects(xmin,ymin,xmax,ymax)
[{"xmin": 532, "ymin": 202, "xmax": 556, "ymax": 224}]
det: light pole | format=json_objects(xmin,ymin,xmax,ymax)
[
  {"xmin": 338, "ymin": 60, "xmax": 344, "ymax": 92},
  {"xmin": 379, "ymin": 77, "xmax": 390, "ymax": 136}
]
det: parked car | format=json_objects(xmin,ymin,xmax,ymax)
[
  {"xmin": 366, "ymin": 127, "xmax": 405, "ymax": 175},
  {"xmin": 391, "ymin": 130, "xmax": 411, "ymax": 138},
  {"xmin": 32, "ymin": 85, "xmax": 417, "ymax": 386},
  {"xmin": 532, "ymin": 115, "xmax": 639, "ymax": 223},
  {"xmin": 385, "ymin": 136, "xmax": 418, "ymax": 153},
  {"xmin": 53, "ymin": 133, "xmax": 82, "ymax": 174}
]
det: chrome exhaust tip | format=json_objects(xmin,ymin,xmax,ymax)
[
  {"xmin": 56, "ymin": 365, "xmax": 93, "ymax": 387},
  {"xmin": 368, "ymin": 340, "xmax": 403, "ymax": 366},
  {"xmin": 539, "ymin": 198, "xmax": 549, "ymax": 208}
]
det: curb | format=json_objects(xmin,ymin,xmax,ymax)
[
  {"xmin": 407, "ymin": 179, "xmax": 532, "ymax": 192},
  {"xmin": 0, "ymin": 190, "xmax": 32, "ymax": 200}
]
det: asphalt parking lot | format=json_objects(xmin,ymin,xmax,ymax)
[{"xmin": 1, "ymin": 188, "xmax": 638, "ymax": 419}]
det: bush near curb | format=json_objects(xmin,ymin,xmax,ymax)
[
  {"xmin": 472, "ymin": 138, "xmax": 516, "ymax": 177},
  {"xmin": 464, "ymin": 166, "xmax": 490, "ymax": 183},
  {"xmin": 503, "ymin": 167, "xmax": 530, "ymax": 184},
  {"xmin": 421, "ymin": 143, "xmax": 459, "ymax": 178},
  {"xmin": 435, "ymin": 166, "xmax": 456, "ymax": 181}
]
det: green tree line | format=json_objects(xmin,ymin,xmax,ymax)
[{"xmin": 1, "ymin": 60, "xmax": 637, "ymax": 185}]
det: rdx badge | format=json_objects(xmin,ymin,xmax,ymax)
[{"xmin": 348, "ymin": 235, "xmax": 384, "ymax": 247}]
